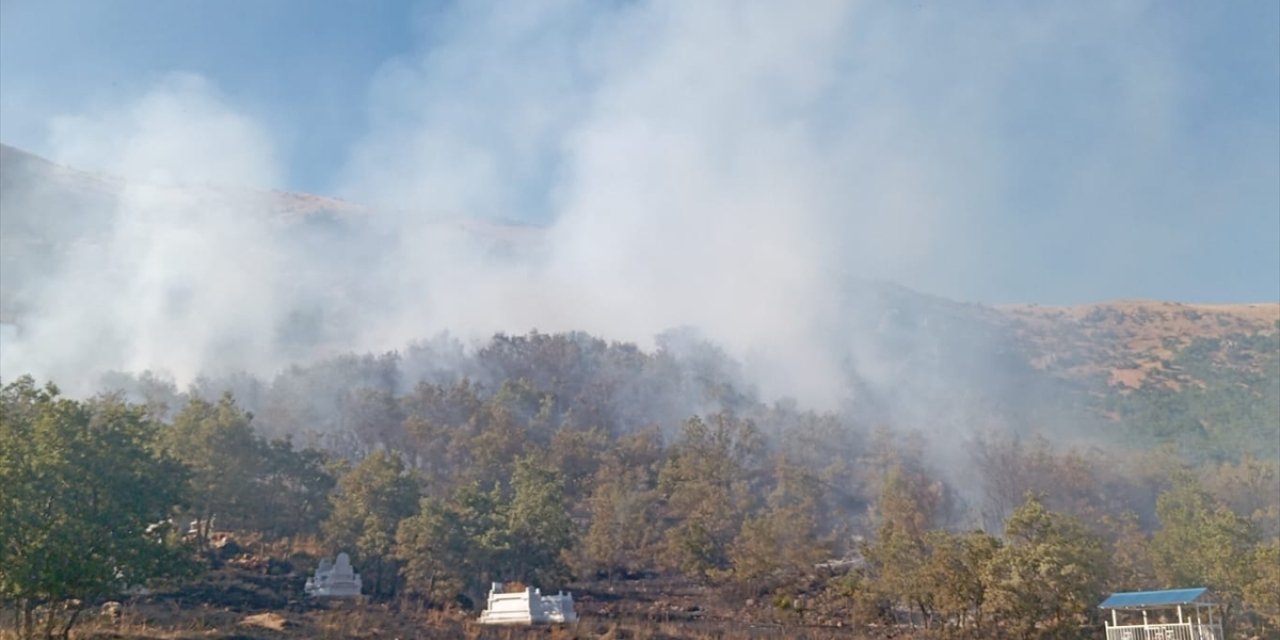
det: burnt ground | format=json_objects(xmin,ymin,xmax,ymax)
[{"xmin": 40, "ymin": 566, "xmax": 938, "ymax": 640}]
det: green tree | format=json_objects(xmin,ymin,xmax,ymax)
[
  {"xmin": 257, "ymin": 438, "xmax": 336, "ymax": 546},
  {"xmin": 1243, "ymin": 540, "xmax": 1280, "ymax": 631},
  {"xmin": 505, "ymin": 455, "xmax": 573, "ymax": 587},
  {"xmin": 1204, "ymin": 454, "xmax": 1280, "ymax": 538},
  {"xmin": 401, "ymin": 379, "xmax": 483, "ymax": 491},
  {"xmin": 1100, "ymin": 512, "xmax": 1155, "ymax": 592},
  {"xmin": 983, "ymin": 494, "xmax": 1106, "ymax": 638},
  {"xmin": 164, "ymin": 393, "xmax": 265, "ymax": 548},
  {"xmin": 860, "ymin": 464, "xmax": 951, "ymax": 627},
  {"xmin": 396, "ymin": 483, "xmax": 507, "ymax": 607},
  {"xmin": 324, "ymin": 451, "xmax": 420, "ymax": 598},
  {"xmin": 0, "ymin": 377, "xmax": 192, "ymax": 639},
  {"xmin": 1150, "ymin": 474, "xmax": 1258, "ymax": 628},
  {"xmin": 579, "ymin": 432, "xmax": 663, "ymax": 578},
  {"xmin": 920, "ymin": 530, "xmax": 1000, "ymax": 632},
  {"xmin": 658, "ymin": 414, "xmax": 763, "ymax": 579},
  {"xmin": 546, "ymin": 426, "xmax": 608, "ymax": 503},
  {"xmin": 458, "ymin": 381, "xmax": 554, "ymax": 485},
  {"xmin": 343, "ymin": 387, "xmax": 405, "ymax": 455},
  {"xmin": 728, "ymin": 461, "xmax": 831, "ymax": 594},
  {"xmin": 397, "ymin": 458, "xmax": 574, "ymax": 609}
]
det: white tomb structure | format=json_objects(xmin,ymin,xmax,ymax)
[
  {"xmin": 478, "ymin": 582, "xmax": 578, "ymax": 625},
  {"xmin": 305, "ymin": 552, "xmax": 362, "ymax": 597}
]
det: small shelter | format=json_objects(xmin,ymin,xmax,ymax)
[
  {"xmin": 304, "ymin": 552, "xmax": 362, "ymax": 597},
  {"xmin": 1099, "ymin": 587, "xmax": 1222, "ymax": 640},
  {"xmin": 477, "ymin": 582, "xmax": 577, "ymax": 625}
]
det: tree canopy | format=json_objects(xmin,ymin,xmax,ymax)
[{"xmin": 0, "ymin": 377, "xmax": 192, "ymax": 639}]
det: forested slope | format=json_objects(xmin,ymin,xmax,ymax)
[{"xmin": 3, "ymin": 143, "xmax": 1279, "ymax": 638}]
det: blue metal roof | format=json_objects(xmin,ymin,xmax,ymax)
[{"xmin": 1099, "ymin": 588, "xmax": 1210, "ymax": 609}]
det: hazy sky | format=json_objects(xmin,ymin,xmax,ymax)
[{"xmin": 1, "ymin": 0, "xmax": 1277, "ymax": 304}]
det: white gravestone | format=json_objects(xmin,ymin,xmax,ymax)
[
  {"xmin": 478, "ymin": 582, "xmax": 577, "ymax": 625},
  {"xmin": 305, "ymin": 552, "xmax": 362, "ymax": 597}
]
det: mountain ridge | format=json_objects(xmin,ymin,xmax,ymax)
[
  {"xmin": 2, "ymin": 141, "xmax": 1276, "ymax": 458},
  {"xmin": 3, "ymin": 140, "xmax": 1275, "ymax": 387}
]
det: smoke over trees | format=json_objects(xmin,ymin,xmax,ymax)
[
  {"xmin": 2, "ymin": 325, "xmax": 1277, "ymax": 637},
  {"xmin": 0, "ymin": 4, "xmax": 1276, "ymax": 636}
]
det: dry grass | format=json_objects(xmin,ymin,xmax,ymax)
[
  {"xmin": 994, "ymin": 299, "xmax": 1279, "ymax": 390},
  {"xmin": 1, "ymin": 599, "xmax": 924, "ymax": 640},
  {"xmin": 239, "ymin": 612, "xmax": 288, "ymax": 632}
]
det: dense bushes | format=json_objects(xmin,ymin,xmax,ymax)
[{"xmin": 3, "ymin": 330, "xmax": 1278, "ymax": 638}]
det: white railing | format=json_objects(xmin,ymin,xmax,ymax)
[{"xmin": 1105, "ymin": 622, "xmax": 1223, "ymax": 640}]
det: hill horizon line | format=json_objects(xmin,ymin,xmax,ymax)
[{"xmin": 5, "ymin": 141, "xmax": 1275, "ymax": 310}]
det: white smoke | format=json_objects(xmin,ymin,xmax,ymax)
[
  {"xmin": 2, "ymin": 0, "xmax": 1266, "ymax": 416},
  {"xmin": 2, "ymin": 75, "xmax": 287, "ymax": 387}
]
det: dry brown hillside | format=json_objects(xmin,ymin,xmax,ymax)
[{"xmin": 996, "ymin": 300, "xmax": 1280, "ymax": 391}]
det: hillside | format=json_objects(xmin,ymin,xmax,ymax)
[
  {"xmin": 1000, "ymin": 300, "xmax": 1279, "ymax": 391},
  {"xmin": 991, "ymin": 300, "xmax": 1279, "ymax": 458},
  {"xmin": 3, "ymin": 143, "xmax": 1279, "ymax": 640},
  {"xmin": 1, "ymin": 142, "xmax": 1276, "ymax": 458}
]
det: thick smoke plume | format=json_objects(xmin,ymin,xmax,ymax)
[{"xmin": 0, "ymin": 1, "xmax": 1266, "ymax": 423}]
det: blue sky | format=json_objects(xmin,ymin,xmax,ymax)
[
  {"xmin": 1, "ymin": 0, "xmax": 1277, "ymax": 304},
  {"xmin": 0, "ymin": 0, "xmax": 425, "ymax": 191}
]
